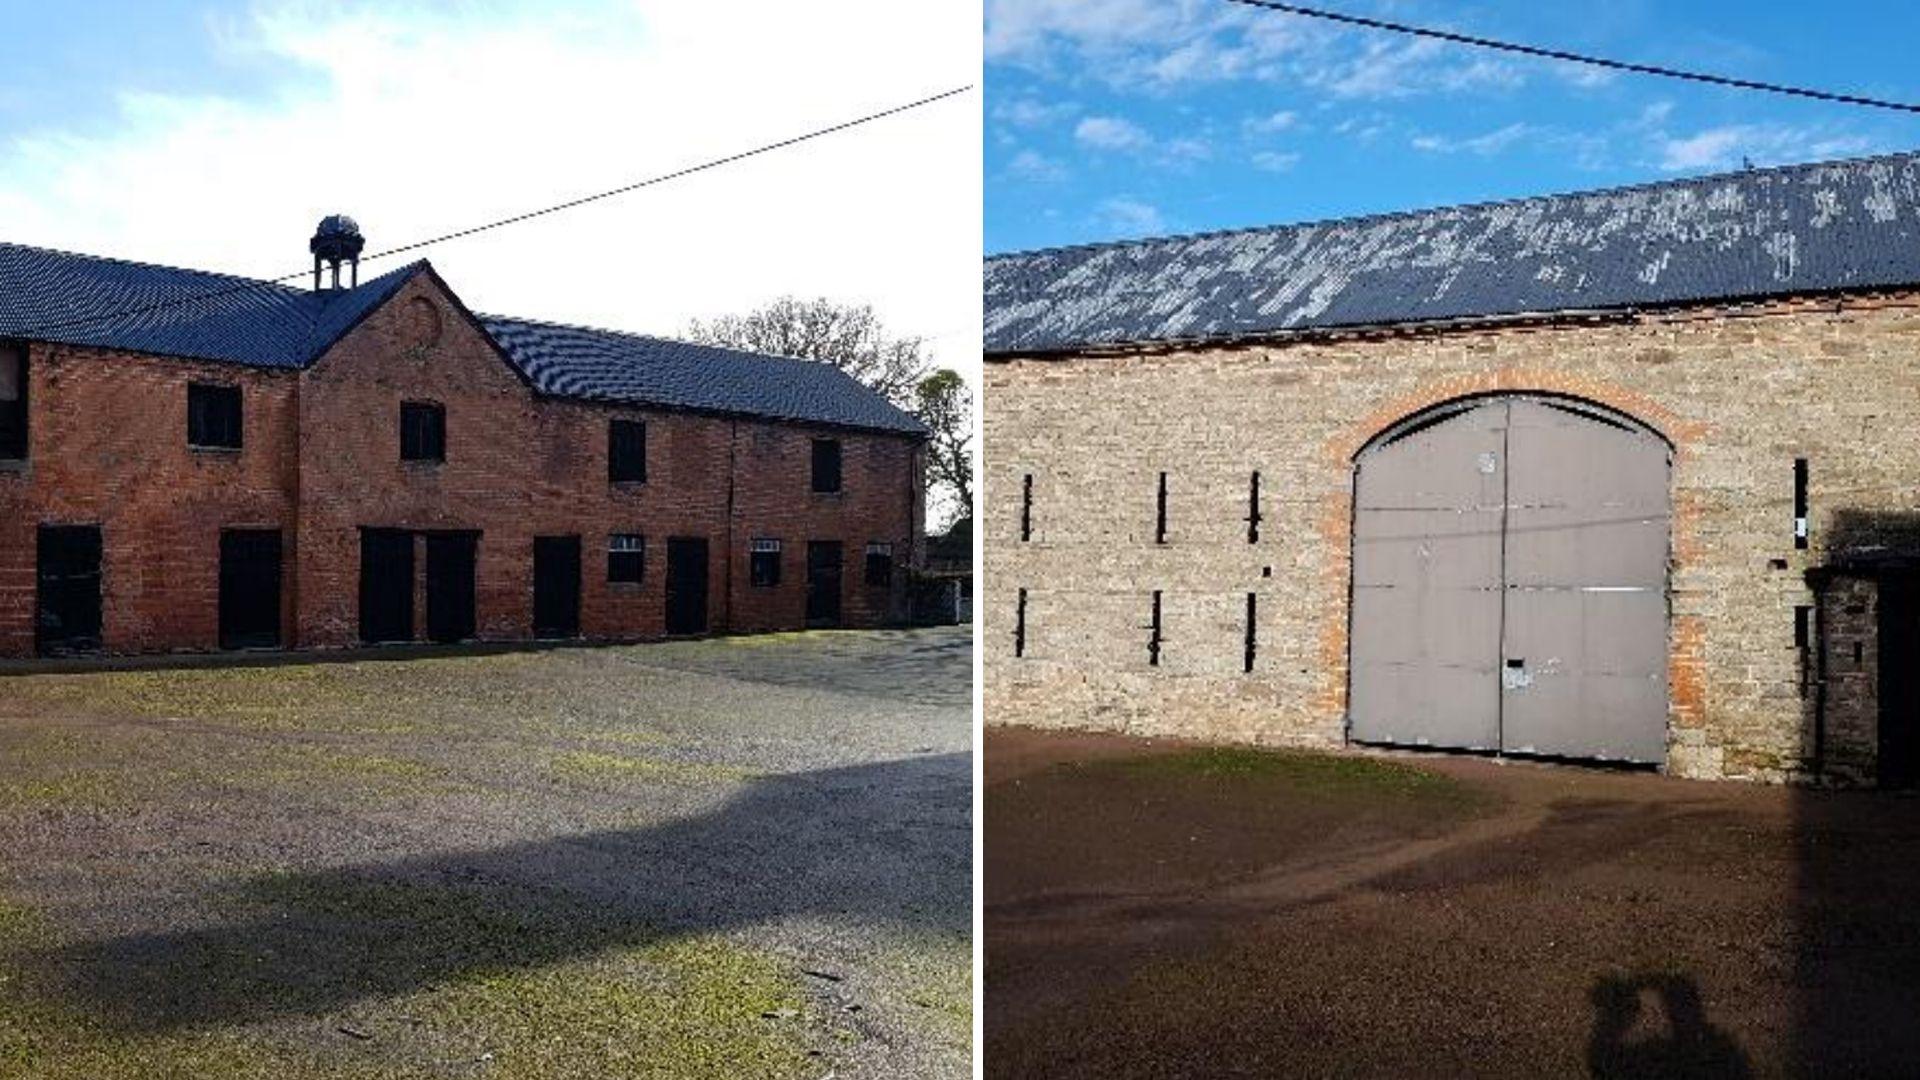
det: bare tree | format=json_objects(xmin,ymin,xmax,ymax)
[
  {"xmin": 915, "ymin": 369, "xmax": 974, "ymax": 529},
  {"xmin": 687, "ymin": 297, "xmax": 928, "ymax": 406}
]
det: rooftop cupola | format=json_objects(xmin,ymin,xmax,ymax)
[{"xmin": 309, "ymin": 214, "xmax": 365, "ymax": 291}]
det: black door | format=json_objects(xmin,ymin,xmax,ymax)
[
  {"xmin": 426, "ymin": 532, "xmax": 478, "ymax": 644},
  {"xmin": 533, "ymin": 535, "xmax": 581, "ymax": 639},
  {"xmin": 806, "ymin": 541, "xmax": 843, "ymax": 628},
  {"xmin": 219, "ymin": 529, "xmax": 282, "ymax": 650},
  {"xmin": 1880, "ymin": 575, "xmax": 1920, "ymax": 789},
  {"xmin": 36, "ymin": 524, "xmax": 102, "ymax": 656},
  {"xmin": 359, "ymin": 528, "xmax": 414, "ymax": 644},
  {"xmin": 665, "ymin": 537, "xmax": 709, "ymax": 636}
]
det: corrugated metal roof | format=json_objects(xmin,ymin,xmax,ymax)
[
  {"xmin": 983, "ymin": 150, "xmax": 1920, "ymax": 355},
  {"xmin": 0, "ymin": 241, "xmax": 924, "ymax": 435}
]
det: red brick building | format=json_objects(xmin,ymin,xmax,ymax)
[{"xmin": 0, "ymin": 218, "xmax": 927, "ymax": 658}]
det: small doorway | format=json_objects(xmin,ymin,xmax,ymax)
[
  {"xmin": 36, "ymin": 524, "xmax": 102, "ymax": 656},
  {"xmin": 806, "ymin": 541, "xmax": 843, "ymax": 628},
  {"xmin": 359, "ymin": 528, "xmax": 415, "ymax": 644},
  {"xmin": 665, "ymin": 537, "xmax": 709, "ymax": 636},
  {"xmin": 219, "ymin": 529, "xmax": 282, "ymax": 649},
  {"xmin": 1879, "ymin": 574, "xmax": 1920, "ymax": 789},
  {"xmin": 426, "ymin": 532, "xmax": 478, "ymax": 644},
  {"xmin": 533, "ymin": 535, "xmax": 581, "ymax": 639}
]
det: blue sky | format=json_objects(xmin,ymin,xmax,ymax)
[
  {"xmin": 0, "ymin": 1, "xmax": 978, "ymax": 381},
  {"xmin": 985, "ymin": 0, "xmax": 1920, "ymax": 254}
]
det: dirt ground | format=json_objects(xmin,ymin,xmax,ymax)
[
  {"xmin": 0, "ymin": 628, "xmax": 972, "ymax": 1080},
  {"xmin": 985, "ymin": 726, "xmax": 1920, "ymax": 1079}
]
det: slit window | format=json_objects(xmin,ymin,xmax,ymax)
[
  {"xmin": 750, "ymin": 538, "xmax": 782, "ymax": 587},
  {"xmin": 1014, "ymin": 588, "xmax": 1028, "ymax": 657},
  {"xmin": 400, "ymin": 401, "xmax": 445, "ymax": 462},
  {"xmin": 1247, "ymin": 471, "xmax": 1262, "ymax": 543},
  {"xmin": 609, "ymin": 419, "xmax": 647, "ymax": 483},
  {"xmin": 1020, "ymin": 473, "xmax": 1033, "ymax": 541},
  {"xmin": 187, "ymin": 383, "xmax": 242, "ymax": 450},
  {"xmin": 1148, "ymin": 590, "xmax": 1163, "ymax": 666},
  {"xmin": 1794, "ymin": 458, "xmax": 1809, "ymax": 549},
  {"xmin": 1155, "ymin": 472, "xmax": 1168, "ymax": 544},
  {"xmin": 1244, "ymin": 592, "xmax": 1258, "ymax": 672},
  {"xmin": 865, "ymin": 542, "xmax": 894, "ymax": 587},
  {"xmin": 608, "ymin": 534, "xmax": 645, "ymax": 583},
  {"xmin": 811, "ymin": 438, "xmax": 843, "ymax": 493},
  {"xmin": 0, "ymin": 344, "xmax": 24, "ymax": 459}
]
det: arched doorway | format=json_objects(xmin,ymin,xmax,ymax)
[{"xmin": 1348, "ymin": 394, "xmax": 1672, "ymax": 764}]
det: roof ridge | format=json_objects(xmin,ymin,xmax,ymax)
[
  {"xmin": 0, "ymin": 237, "xmax": 305, "ymax": 295},
  {"xmin": 479, "ymin": 311, "xmax": 842, "ymax": 370},
  {"xmin": 984, "ymin": 145, "xmax": 1920, "ymax": 264}
]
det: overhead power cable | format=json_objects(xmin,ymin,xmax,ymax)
[
  {"xmin": 15, "ymin": 84, "xmax": 974, "ymax": 341},
  {"xmin": 1223, "ymin": 0, "xmax": 1920, "ymax": 115}
]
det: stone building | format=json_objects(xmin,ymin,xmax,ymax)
[
  {"xmin": 984, "ymin": 150, "xmax": 1920, "ymax": 785},
  {"xmin": 0, "ymin": 217, "xmax": 926, "ymax": 658}
]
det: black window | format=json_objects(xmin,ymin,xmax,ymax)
[
  {"xmin": 401, "ymin": 401, "xmax": 445, "ymax": 462},
  {"xmin": 608, "ymin": 534, "xmax": 645, "ymax": 583},
  {"xmin": 609, "ymin": 419, "xmax": 647, "ymax": 483},
  {"xmin": 750, "ymin": 538, "xmax": 782, "ymax": 587},
  {"xmin": 0, "ymin": 344, "xmax": 24, "ymax": 460},
  {"xmin": 187, "ymin": 383, "xmax": 242, "ymax": 450},
  {"xmin": 865, "ymin": 542, "xmax": 894, "ymax": 587},
  {"xmin": 811, "ymin": 438, "xmax": 842, "ymax": 493}
]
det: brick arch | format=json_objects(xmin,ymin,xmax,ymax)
[{"xmin": 1324, "ymin": 367, "xmax": 1708, "ymax": 468}]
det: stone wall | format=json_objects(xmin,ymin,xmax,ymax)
[{"xmin": 982, "ymin": 292, "xmax": 1920, "ymax": 782}]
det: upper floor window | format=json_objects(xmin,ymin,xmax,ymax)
[
  {"xmin": 187, "ymin": 383, "xmax": 242, "ymax": 450},
  {"xmin": 608, "ymin": 533, "xmax": 645, "ymax": 583},
  {"xmin": 0, "ymin": 344, "xmax": 24, "ymax": 460},
  {"xmin": 750, "ymin": 538, "xmax": 783, "ymax": 587},
  {"xmin": 609, "ymin": 419, "xmax": 647, "ymax": 483},
  {"xmin": 401, "ymin": 401, "xmax": 445, "ymax": 462},
  {"xmin": 811, "ymin": 438, "xmax": 842, "ymax": 493},
  {"xmin": 865, "ymin": 542, "xmax": 894, "ymax": 587}
]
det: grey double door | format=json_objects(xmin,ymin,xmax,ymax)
[{"xmin": 1348, "ymin": 397, "xmax": 1671, "ymax": 764}]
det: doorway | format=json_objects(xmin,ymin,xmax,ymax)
[
  {"xmin": 806, "ymin": 541, "xmax": 844, "ymax": 628},
  {"xmin": 665, "ymin": 537, "xmax": 709, "ymax": 636},
  {"xmin": 1878, "ymin": 574, "xmax": 1920, "ymax": 789},
  {"xmin": 219, "ymin": 528, "xmax": 282, "ymax": 650},
  {"xmin": 36, "ymin": 524, "xmax": 102, "ymax": 656},
  {"xmin": 533, "ymin": 535, "xmax": 581, "ymax": 640},
  {"xmin": 359, "ymin": 528, "xmax": 414, "ymax": 644},
  {"xmin": 426, "ymin": 531, "xmax": 478, "ymax": 644}
]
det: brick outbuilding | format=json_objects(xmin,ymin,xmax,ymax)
[
  {"xmin": 0, "ymin": 218, "xmax": 926, "ymax": 659},
  {"xmin": 984, "ymin": 150, "xmax": 1920, "ymax": 785}
]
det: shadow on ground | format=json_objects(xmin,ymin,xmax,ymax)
[{"xmin": 36, "ymin": 753, "xmax": 970, "ymax": 1034}]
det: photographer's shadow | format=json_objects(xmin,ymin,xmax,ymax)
[{"xmin": 1588, "ymin": 973, "xmax": 1752, "ymax": 1079}]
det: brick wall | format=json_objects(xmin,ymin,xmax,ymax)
[
  {"xmin": 0, "ymin": 269, "xmax": 922, "ymax": 658},
  {"xmin": 983, "ymin": 292, "xmax": 1920, "ymax": 783}
]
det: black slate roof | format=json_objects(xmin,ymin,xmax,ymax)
[
  {"xmin": 0, "ymin": 241, "xmax": 925, "ymax": 436},
  {"xmin": 984, "ymin": 149, "xmax": 1920, "ymax": 355}
]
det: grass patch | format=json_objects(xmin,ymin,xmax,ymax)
[
  {"xmin": 1102, "ymin": 745, "xmax": 1490, "ymax": 806},
  {"xmin": 547, "ymin": 750, "xmax": 756, "ymax": 786},
  {"xmin": 0, "ymin": 770, "xmax": 129, "ymax": 812}
]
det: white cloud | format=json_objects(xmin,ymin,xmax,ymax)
[
  {"xmin": 1652, "ymin": 123, "xmax": 1878, "ymax": 172},
  {"xmin": 1005, "ymin": 148, "xmax": 1068, "ymax": 183},
  {"xmin": 1074, "ymin": 115, "xmax": 1152, "ymax": 152},
  {"xmin": 1244, "ymin": 110, "xmax": 1299, "ymax": 135},
  {"xmin": 1250, "ymin": 150, "xmax": 1300, "ymax": 172},
  {"xmin": 1410, "ymin": 122, "xmax": 1535, "ymax": 156},
  {"xmin": 0, "ymin": 0, "xmax": 980, "ymax": 384},
  {"xmin": 1094, "ymin": 196, "xmax": 1165, "ymax": 236},
  {"xmin": 993, "ymin": 96, "xmax": 1078, "ymax": 128}
]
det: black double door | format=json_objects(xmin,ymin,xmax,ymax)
[
  {"xmin": 426, "ymin": 532, "xmax": 478, "ymax": 644},
  {"xmin": 359, "ymin": 528, "xmax": 415, "ymax": 644},
  {"xmin": 36, "ymin": 524, "xmax": 102, "ymax": 656},
  {"xmin": 219, "ymin": 529, "xmax": 282, "ymax": 649},
  {"xmin": 533, "ymin": 535, "xmax": 581, "ymax": 640},
  {"xmin": 665, "ymin": 538, "xmax": 709, "ymax": 636},
  {"xmin": 806, "ymin": 541, "xmax": 843, "ymax": 628}
]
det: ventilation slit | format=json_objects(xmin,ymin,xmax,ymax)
[
  {"xmin": 1794, "ymin": 458, "xmax": 1809, "ymax": 550},
  {"xmin": 1247, "ymin": 471, "xmax": 1262, "ymax": 544},
  {"xmin": 1156, "ymin": 472, "xmax": 1168, "ymax": 544},
  {"xmin": 1020, "ymin": 473, "xmax": 1033, "ymax": 542},
  {"xmin": 1014, "ymin": 588, "xmax": 1028, "ymax": 658},
  {"xmin": 1148, "ymin": 590, "xmax": 1163, "ymax": 667},
  {"xmin": 1244, "ymin": 592, "xmax": 1257, "ymax": 673}
]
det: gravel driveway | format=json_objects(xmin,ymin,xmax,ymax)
[
  {"xmin": 0, "ymin": 627, "xmax": 972, "ymax": 1079},
  {"xmin": 987, "ymin": 725, "xmax": 1920, "ymax": 1079}
]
